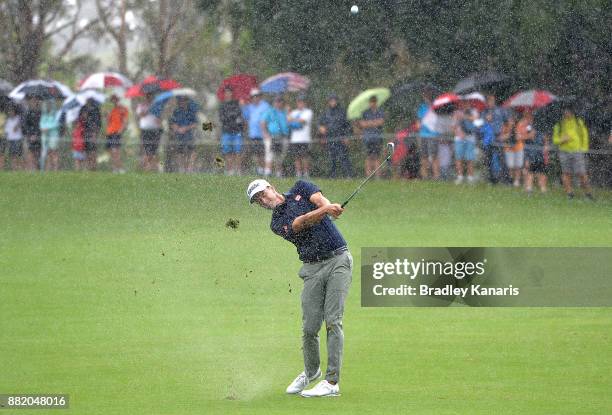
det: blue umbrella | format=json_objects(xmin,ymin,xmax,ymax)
[
  {"xmin": 149, "ymin": 88, "xmax": 198, "ymax": 117},
  {"xmin": 259, "ymin": 72, "xmax": 309, "ymax": 94}
]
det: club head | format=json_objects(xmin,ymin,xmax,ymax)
[{"xmin": 386, "ymin": 142, "xmax": 395, "ymax": 157}]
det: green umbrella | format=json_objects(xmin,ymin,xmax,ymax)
[{"xmin": 347, "ymin": 88, "xmax": 391, "ymax": 120}]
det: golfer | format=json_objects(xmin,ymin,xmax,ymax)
[{"xmin": 247, "ymin": 179, "xmax": 353, "ymax": 397}]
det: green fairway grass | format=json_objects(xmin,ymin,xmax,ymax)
[{"xmin": 1, "ymin": 172, "xmax": 611, "ymax": 414}]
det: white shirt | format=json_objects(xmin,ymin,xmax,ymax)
[
  {"xmin": 137, "ymin": 102, "xmax": 161, "ymax": 130},
  {"xmin": 289, "ymin": 108, "xmax": 313, "ymax": 144},
  {"xmin": 5, "ymin": 116, "xmax": 22, "ymax": 141}
]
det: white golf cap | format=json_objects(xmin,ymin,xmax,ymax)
[
  {"xmin": 250, "ymin": 88, "xmax": 262, "ymax": 97},
  {"xmin": 246, "ymin": 179, "xmax": 271, "ymax": 203}
]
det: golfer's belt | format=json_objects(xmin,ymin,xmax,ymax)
[{"xmin": 304, "ymin": 246, "xmax": 348, "ymax": 263}]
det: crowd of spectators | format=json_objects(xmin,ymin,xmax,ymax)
[{"xmin": 1, "ymin": 85, "xmax": 610, "ymax": 199}]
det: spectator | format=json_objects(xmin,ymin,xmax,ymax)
[
  {"xmin": 261, "ymin": 95, "xmax": 289, "ymax": 177},
  {"xmin": 287, "ymin": 94, "xmax": 313, "ymax": 178},
  {"xmin": 552, "ymin": 107, "xmax": 594, "ymax": 200},
  {"xmin": 4, "ymin": 103, "xmax": 23, "ymax": 170},
  {"xmin": 22, "ymin": 96, "xmax": 42, "ymax": 171},
  {"xmin": 136, "ymin": 93, "xmax": 162, "ymax": 172},
  {"xmin": 170, "ymin": 96, "xmax": 198, "ymax": 173},
  {"xmin": 219, "ymin": 86, "xmax": 244, "ymax": 175},
  {"xmin": 0, "ymin": 105, "xmax": 5, "ymax": 170},
  {"xmin": 482, "ymin": 94, "xmax": 509, "ymax": 183},
  {"xmin": 318, "ymin": 93, "xmax": 352, "ymax": 178},
  {"xmin": 79, "ymin": 98, "xmax": 102, "ymax": 171},
  {"xmin": 72, "ymin": 112, "xmax": 86, "ymax": 171},
  {"xmin": 416, "ymin": 90, "xmax": 441, "ymax": 179},
  {"xmin": 475, "ymin": 113, "xmax": 499, "ymax": 184},
  {"xmin": 243, "ymin": 88, "xmax": 270, "ymax": 175},
  {"xmin": 39, "ymin": 100, "xmax": 61, "ymax": 171},
  {"xmin": 358, "ymin": 95, "xmax": 385, "ymax": 177},
  {"xmin": 454, "ymin": 109, "xmax": 478, "ymax": 184},
  {"xmin": 517, "ymin": 110, "xmax": 547, "ymax": 194},
  {"xmin": 482, "ymin": 95, "xmax": 507, "ymax": 137},
  {"xmin": 105, "ymin": 94, "xmax": 129, "ymax": 174},
  {"xmin": 500, "ymin": 113, "xmax": 524, "ymax": 187}
]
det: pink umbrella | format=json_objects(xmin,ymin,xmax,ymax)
[
  {"xmin": 503, "ymin": 90, "xmax": 556, "ymax": 111},
  {"xmin": 79, "ymin": 72, "xmax": 132, "ymax": 90}
]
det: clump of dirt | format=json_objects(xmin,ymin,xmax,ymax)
[{"xmin": 225, "ymin": 218, "xmax": 240, "ymax": 229}]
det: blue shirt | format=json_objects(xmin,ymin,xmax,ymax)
[
  {"xmin": 171, "ymin": 104, "xmax": 198, "ymax": 140},
  {"xmin": 362, "ymin": 108, "xmax": 384, "ymax": 143},
  {"xmin": 271, "ymin": 180, "xmax": 347, "ymax": 263},
  {"xmin": 479, "ymin": 122, "xmax": 495, "ymax": 147},
  {"xmin": 482, "ymin": 106, "xmax": 507, "ymax": 136},
  {"xmin": 244, "ymin": 100, "xmax": 271, "ymax": 139},
  {"xmin": 417, "ymin": 102, "xmax": 439, "ymax": 139},
  {"xmin": 262, "ymin": 107, "xmax": 289, "ymax": 137}
]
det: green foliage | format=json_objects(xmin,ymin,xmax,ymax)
[{"xmin": 231, "ymin": 0, "xmax": 609, "ymax": 100}]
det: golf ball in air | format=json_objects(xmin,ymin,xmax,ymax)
[{"xmin": 351, "ymin": 5, "xmax": 359, "ymax": 14}]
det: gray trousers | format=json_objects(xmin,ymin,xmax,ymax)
[{"xmin": 298, "ymin": 251, "xmax": 353, "ymax": 384}]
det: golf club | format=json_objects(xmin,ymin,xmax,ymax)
[{"xmin": 341, "ymin": 142, "xmax": 395, "ymax": 208}]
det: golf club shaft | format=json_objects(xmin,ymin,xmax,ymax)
[{"xmin": 341, "ymin": 153, "xmax": 392, "ymax": 208}]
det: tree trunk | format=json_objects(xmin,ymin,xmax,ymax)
[{"xmin": 118, "ymin": 0, "xmax": 128, "ymax": 75}]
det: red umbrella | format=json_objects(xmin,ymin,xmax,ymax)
[
  {"xmin": 503, "ymin": 90, "xmax": 556, "ymax": 111},
  {"xmin": 432, "ymin": 93, "xmax": 461, "ymax": 114},
  {"xmin": 217, "ymin": 74, "xmax": 258, "ymax": 101},
  {"xmin": 432, "ymin": 92, "xmax": 486, "ymax": 114},
  {"xmin": 125, "ymin": 75, "xmax": 182, "ymax": 98},
  {"xmin": 460, "ymin": 92, "xmax": 487, "ymax": 111},
  {"xmin": 79, "ymin": 72, "xmax": 132, "ymax": 90}
]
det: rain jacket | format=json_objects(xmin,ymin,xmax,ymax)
[
  {"xmin": 552, "ymin": 116, "xmax": 589, "ymax": 153},
  {"xmin": 40, "ymin": 110, "xmax": 61, "ymax": 141}
]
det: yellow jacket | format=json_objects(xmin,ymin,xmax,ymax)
[{"xmin": 552, "ymin": 116, "xmax": 589, "ymax": 152}]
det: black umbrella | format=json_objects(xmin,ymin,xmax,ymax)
[
  {"xmin": 23, "ymin": 84, "xmax": 66, "ymax": 100},
  {"xmin": 534, "ymin": 96, "xmax": 577, "ymax": 132},
  {"xmin": 453, "ymin": 71, "xmax": 512, "ymax": 97},
  {"xmin": 9, "ymin": 80, "xmax": 72, "ymax": 101}
]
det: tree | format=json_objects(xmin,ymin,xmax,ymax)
[
  {"xmin": 137, "ymin": 0, "xmax": 208, "ymax": 77},
  {"xmin": 95, "ymin": 0, "xmax": 142, "ymax": 75},
  {"xmin": 0, "ymin": 0, "xmax": 102, "ymax": 82}
]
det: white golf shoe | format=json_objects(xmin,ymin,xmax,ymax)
[
  {"xmin": 286, "ymin": 368, "xmax": 321, "ymax": 394},
  {"xmin": 300, "ymin": 380, "xmax": 340, "ymax": 398}
]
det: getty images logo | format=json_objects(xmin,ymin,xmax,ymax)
[{"xmin": 372, "ymin": 258, "xmax": 487, "ymax": 280}]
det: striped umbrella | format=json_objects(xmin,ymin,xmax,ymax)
[
  {"xmin": 260, "ymin": 72, "xmax": 310, "ymax": 94},
  {"xmin": 460, "ymin": 92, "xmax": 487, "ymax": 111},
  {"xmin": 503, "ymin": 90, "xmax": 557, "ymax": 111},
  {"xmin": 431, "ymin": 93, "xmax": 461, "ymax": 114},
  {"xmin": 79, "ymin": 72, "xmax": 132, "ymax": 90},
  {"xmin": 432, "ymin": 92, "xmax": 487, "ymax": 114}
]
